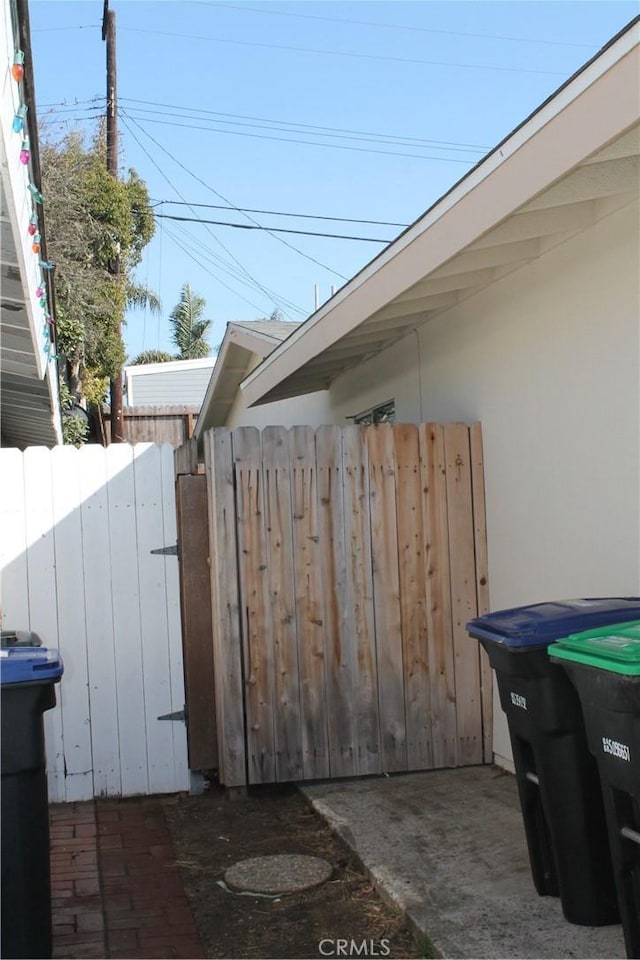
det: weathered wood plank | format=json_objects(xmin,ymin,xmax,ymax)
[
  {"xmin": 470, "ymin": 422, "xmax": 493, "ymax": 763},
  {"xmin": 289, "ymin": 426, "xmax": 330, "ymax": 780},
  {"xmin": 263, "ymin": 426, "xmax": 304, "ymax": 781},
  {"xmin": 444, "ymin": 424, "xmax": 483, "ymax": 766},
  {"xmin": 342, "ymin": 426, "xmax": 381, "ymax": 775},
  {"xmin": 316, "ymin": 425, "xmax": 355, "ymax": 777},
  {"xmin": 233, "ymin": 426, "xmax": 275, "ymax": 784},
  {"xmin": 367, "ymin": 424, "xmax": 407, "ymax": 773},
  {"xmin": 420, "ymin": 424, "xmax": 457, "ymax": 768},
  {"xmin": 394, "ymin": 423, "xmax": 433, "ymax": 771},
  {"xmin": 176, "ymin": 474, "xmax": 218, "ymax": 771},
  {"xmin": 204, "ymin": 428, "xmax": 247, "ymax": 787}
]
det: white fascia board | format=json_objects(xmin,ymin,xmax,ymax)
[
  {"xmin": 241, "ymin": 24, "xmax": 640, "ymax": 408},
  {"xmin": 124, "ymin": 356, "xmax": 217, "ymax": 376}
]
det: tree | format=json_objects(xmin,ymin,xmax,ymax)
[
  {"xmin": 41, "ymin": 125, "xmax": 159, "ymax": 408},
  {"xmin": 130, "ymin": 350, "xmax": 174, "ymax": 365},
  {"xmin": 169, "ymin": 284, "xmax": 212, "ymax": 359}
]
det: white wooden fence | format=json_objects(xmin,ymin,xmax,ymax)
[{"xmin": 0, "ymin": 443, "xmax": 189, "ymax": 802}]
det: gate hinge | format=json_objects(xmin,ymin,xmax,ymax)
[
  {"xmin": 158, "ymin": 707, "xmax": 186, "ymax": 723},
  {"xmin": 150, "ymin": 541, "xmax": 180, "ymax": 558}
]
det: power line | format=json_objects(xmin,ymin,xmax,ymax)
[
  {"xmin": 152, "ymin": 200, "xmax": 409, "ymax": 228},
  {"xmin": 154, "ymin": 212, "xmax": 393, "ymax": 243},
  {"xmin": 196, "ymin": 2, "xmax": 596, "ymax": 49},
  {"xmin": 120, "ymin": 112, "xmax": 479, "ymax": 164},
  {"xmin": 119, "ymin": 26, "xmax": 568, "ymax": 76},
  {"xmin": 123, "ymin": 111, "xmax": 350, "ymax": 281},
  {"xmin": 119, "ymin": 97, "xmax": 489, "ymax": 152},
  {"xmin": 121, "ymin": 114, "xmax": 305, "ymax": 317}
]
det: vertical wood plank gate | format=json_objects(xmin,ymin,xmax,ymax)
[{"xmin": 201, "ymin": 422, "xmax": 491, "ymax": 788}]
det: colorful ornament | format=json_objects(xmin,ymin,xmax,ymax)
[
  {"xmin": 28, "ymin": 220, "xmax": 38, "ymax": 236},
  {"xmin": 12, "ymin": 51, "xmax": 24, "ymax": 83},
  {"xmin": 19, "ymin": 138, "xmax": 30, "ymax": 164},
  {"xmin": 28, "ymin": 184, "xmax": 44, "ymax": 203},
  {"xmin": 12, "ymin": 105, "xmax": 27, "ymax": 133}
]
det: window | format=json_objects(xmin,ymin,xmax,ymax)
[{"xmin": 351, "ymin": 399, "xmax": 395, "ymax": 425}]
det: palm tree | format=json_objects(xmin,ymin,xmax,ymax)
[
  {"xmin": 129, "ymin": 349, "xmax": 174, "ymax": 365},
  {"xmin": 169, "ymin": 283, "xmax": 212, "ymax": 359}
]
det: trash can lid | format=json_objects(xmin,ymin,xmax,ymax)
[
  {"xmin": 0, "ymin": 646, "xmax": 64, "ymax": 686},
  {"xmin": 548, "ymin": 621, "xmax": 640, "ymax": 675},
  {"xmin": 466, "ymin": 597, "xmax": 640, "ymax": 648}
]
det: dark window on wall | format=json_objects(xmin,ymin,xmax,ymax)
[{"xmin": 352, "ymin": 399, "xmax": 395, "ymax": 425}]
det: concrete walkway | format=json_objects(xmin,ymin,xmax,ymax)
[{"xmin": 302, "ymin": 766, "xmax": 626, "ymax": 960}]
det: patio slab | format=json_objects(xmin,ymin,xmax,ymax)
[{"xmin": 301, "ymin": 765, "xmax": 627, "ymax": 960}]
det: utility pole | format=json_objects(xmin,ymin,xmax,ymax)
[{"xmin": 102, "ymin": 0, "xmax": 124, "ymax": 442}]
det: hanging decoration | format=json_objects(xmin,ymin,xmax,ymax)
[
  {"xmin": 12, "ymin": 50, "xmax": 24, "ymax": 83},
  {"xmin": 12, "ymin": 105, "xmax": 27, "ymax": 133},
  {"xmin": 19, "ymin": 138, "xmax": 30, "ymax": 164},
  {"xmin": 28, "ymin": 183, "xmax": 44, "ymax": 203}
]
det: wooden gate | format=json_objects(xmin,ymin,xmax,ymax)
[{"xmin": 202, "ymin": 422, "xmax": 491, "ymax": 788}]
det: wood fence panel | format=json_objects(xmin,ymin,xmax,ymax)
[
  {"xmin": 49, "ymin": 448, "xmax": 92, "ymax": 802},
  {"xmin": 394, "ymin": 424, "xmax": 433, "ymax": 771},
  {"xmin": 368, "ymin": 424, "xmax": 407, "ymax": 773},
  {"xmin": 176, "ymin": 474, "xmax": 217, "ymax": 771},
  {"xmin": 317, "ymin": 425, "xmax": 355, "ymax": 778},
  {"xmin": 23, "ymin": 448, "xmax": 65, "ymax": 801},
  {"xmin": 78, "ymin": 447, "xmax": 121, "ymax": 797},
  {"xmin": 204, "ymin": 429, "xmax": 246, "ymax": 787},
  {"xmin": 470, "ymin": 423, "xmax": 493, "ymax": 763},
  {"xmin": 263, "ymin": 426, "xmax": 304, "ymax": 781},
  {"xmin": 234, "ymin": 426, "xmax": 276, "ymax": 784},
  {"xmin": 444, "ymin": 424, "xmax": 484, "ymax": 766},
  {"xmin": 105, "ymin": 444, "xmax": 149, "ymax": 797},
  {"xmin": 289, "ymin": 426, "xmax": 330, "ymax": 780},
  {"xmin": 342, "ymin": 425, "xmax": 380, "ymax": 776},
  {"xmin": 160, "ymin": 443, "xmax": 191, "ymax": 791},
  {"xmin": 200, "ymin": 421, "xmax": 490, "ymax": 786},
  {"xmin": 420, "ymin": 424, "xmax": 457, "ymax": 768}
]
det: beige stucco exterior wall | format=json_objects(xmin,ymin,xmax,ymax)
[
  {"xmin": 227, "ymin": 351, "xmax": 332, "ymax": 429},
  {"xmin": 326, "ymin": 200, "xmax": 640, "ymax": 769}
]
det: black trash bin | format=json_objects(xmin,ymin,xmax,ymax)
[
  {"xmin": 1, "ymin": 634, "xmax": 64, "ymax": 959},
  {"xmin": 549, "ymin": 622, "xmax": 640, "ymax": 958},
  {"xmin": 466, "ymin": 597, "xmax": 640, "ymax": 926}
]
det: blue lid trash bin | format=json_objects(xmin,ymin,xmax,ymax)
[
  {"xmin": 1, "ymin": 636, "xmax": 64, "ymax": 960},
  {"xmin": 466, "ymin": 597, "xmax": 640, "ymax": 927},
  {"xmin": 549, "ymin": 622, "xmax": 640, "ymax": 959}
]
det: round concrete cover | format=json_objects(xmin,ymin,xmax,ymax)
[{"xmin": 224, "ymin": 854, "xmax": 333, "ymax": 895}]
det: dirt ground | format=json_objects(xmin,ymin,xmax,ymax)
[{"xmin": 162, "ymin": 782, "xmax": 427, "ymax": 960}]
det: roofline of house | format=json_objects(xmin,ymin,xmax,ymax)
[{"xmin": 241, "ymin": 16, "xmax": 640, "ymax": 409}]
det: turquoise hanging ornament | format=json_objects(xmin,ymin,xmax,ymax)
[
  {"xmin": 12, "ymin": 105, "xmax": 27, "ymax": 133},
  {"xmin": 28, "ymin": 183, "xmax": 44, "ymax": 203}
]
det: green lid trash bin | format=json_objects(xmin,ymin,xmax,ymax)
[{"xmin": 549, "ymin": 622, "xmax": 640, "ymax": 959}]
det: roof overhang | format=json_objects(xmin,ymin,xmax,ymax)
[
  {"xmin": 194, "ymin": 322, "xmax": 288, "ymax": 443},
  {"xmin": 242, "ymin": 19, "xmax": 640, "ymax": 408}
]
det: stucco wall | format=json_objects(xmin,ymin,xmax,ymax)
[
  {"xmin": 327, "ymin": 201, "xmax": 640, "ymax": 769},
  {"xmin": 227, "ymin": 352, "xmax": 332, "ymax": 428}
]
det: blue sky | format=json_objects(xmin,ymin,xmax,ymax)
[{"xmin": 29, "ymin": 1, "xmax": 638, "ymax": 360}]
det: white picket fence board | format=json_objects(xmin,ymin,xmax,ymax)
[{"xmin": 0, "ymin": 444, "xmax": 189, "ymax": 801}]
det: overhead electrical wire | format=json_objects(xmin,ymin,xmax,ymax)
[
  {"xmin": 119, "ymin": 26, "xmax": 569, "ymax": 76},
  {"xmin": 195, "ymin": 2, "xmax": 597, "ymax": 48},
  {"xmin": 121, "ymin": 113, "xmax": 306, "ymax": 317},
  {"xmin": 122, "ymin": 111, "xmax": 350, "ymax": 281},
  {"xmin": 154, "ymin": 212, "xmax": 394, "ymax": 243},
  {"xmin": 152, "ymin": 200, "xmax": 409, "ymax": 229}
]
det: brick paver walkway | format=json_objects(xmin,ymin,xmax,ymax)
[{"xmin": 49, "ymin": 797, "xmax": 205, "ymax": 959}]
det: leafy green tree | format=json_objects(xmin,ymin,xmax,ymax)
[
  {"xmin": 130, "ymin": 349, "xmax": 174, "ymax": 365},
  {"xmin": 41, "ymin": 125, "xmax": 159, "ymax": 408},
  {"xmin": 169, "ymin": 284, "xmax": 212, "ymax": 359}
]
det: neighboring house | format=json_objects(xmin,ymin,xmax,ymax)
[
  {"xmin": 194, "ymin": 319, "xmax": 330, "ymax": 445},
  {"xmin": 227, "ymin": 19, "xmax": 639, "ymax": 770},
  {"xmin": 124, "ymin": 356, "xmax": 216, "ymax": 407},
  {"xmin": 1, "ymin": 0, "xmax": 62, "ymax": 447}
]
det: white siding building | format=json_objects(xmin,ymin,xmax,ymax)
[{"xmin": 125, "ymin": 356, "xmax": 216, "ymax": 408}]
